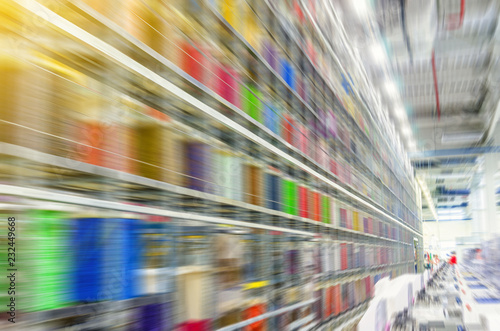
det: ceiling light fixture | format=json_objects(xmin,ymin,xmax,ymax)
[
  {"xmin": 438, "ymin": 215, "xmax": 469, "ymax": 222},
  {"xmin": 370, "ymin": 43, "xmax": 386, "ymax": 64},
  {"xmin": 417, "ymin": 177, "xmax": 438, "ymax": 221},
  {"xmin": 407, "ymin": 140, "xmax": 416, "ymax": 150},
  {"xmin": 384, "ymin": 81, "xmax": 399, "ymax": 97},
  {"xmin": 394, "ymin": 106, "xmax": 406, "ymax": 119},
  {"xmin": 402, "ymin": 125, "xmax": 412, "ymax": 137},
  {"xmin": 437, "ymin": 209, "xmax": 465, "ymax": 215},
  {"xmin": 348, "ymin": 0, "xmax": 371, "ymax": 19},
  {"xmin": 441, "ymin": 132, "xmax": 483, "ymax": 144}
]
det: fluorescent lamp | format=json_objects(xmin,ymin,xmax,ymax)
[
  {"xmin": 348, "ymin": 0, "xmax": 371, "ymax": 19},
  {"xmin": 417, "ymin": 176, "xmax": 438, "ymax": 221},
  {"xmin": 394, "ymin": 106, "xmax": 406, "ymax": 120},
  {"xmin": 441, "ymin": 132, "xmax": 483, "ymax": 144},
  {"xmin": 402, "ymin": 125, "xmax": 412, "ymax": 137},
  {"xmin": 384, "ymin": 81, "xmax": 398, "ymax": 96},
  {"xmin": 425, "ymin": 173, "xmax": 471, "ymax": 179},
  {"xmin": 438, "ymin": 215, "xmax": 468, "ymax": 221},
  {"xmin": 370, "ymin": 44, "xmax": 386, "ymax": 64},
  {"xmin": 437, "ymin": 209, "xmax": 464, "ymax": 215}
]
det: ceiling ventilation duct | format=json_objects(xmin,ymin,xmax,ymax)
[
  {"xmin": 405, "ymin": 0, "xmax": 439, "ymax": 59},
  {"xmin": 375, "ymin": 0, "xmax": 438, "ymax": 63},
  {"xmin": 480, "ymin": 15, "xmax": 500, "ymax": 143},
  {"xmin": 487, "ymin": 20, "xmax": 500, "ymax": 99}
]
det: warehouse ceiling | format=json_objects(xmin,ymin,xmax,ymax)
[
  {"xmin": 403, "ymin": 0, "xmax": 498, "ymax": 221},
  {"xmin": 375, "ymin": 0, "xmax": 499, "ymax": 152},
  {"xmin": 335, "ymin": 0, "xmax": 499, "ymax": 220}
]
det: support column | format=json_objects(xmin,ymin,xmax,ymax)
[
  {"xmin": 469, "ymin": 181, "xmax": 485, "ymax": 240},
  {"xmin": 483, "ymin": 153, "xmax": 499, "ymax": 239}
]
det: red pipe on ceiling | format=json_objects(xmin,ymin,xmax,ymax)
[
  {"xmin": 431, "ymin": 50, "xmax": 441, "ymax": 120},
  {"xmin": 459, "ymin": 0, "xmax": 465, "ymax": 28},
  {"xmin": 448, "ymin": 0, "xmax": 466, "ymax": 30},
  {"xmin": 438, "ymin": 1, "xmax": 465, "ymax": 118}
]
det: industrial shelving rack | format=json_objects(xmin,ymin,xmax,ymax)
[{"xmin": 0, "ymin": 0, "xmax": 423, "ymax": 330}]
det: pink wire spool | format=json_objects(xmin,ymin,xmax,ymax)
[{"xmin": 214, "ymin": 63, "xmax": 241, "ymax": 108}]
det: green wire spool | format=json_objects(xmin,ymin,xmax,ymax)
[
  {"xmin": 282, "ymin": 178, "xmax": 298, "ymax": 216},
  {"xmin": 241, "ymin": 84, "xmax": 263, "ymax": 124},
  {"xmin": 322, "ymin": 195, "xmax": 331, "ymax": 224},
  {"xmin": 25, "ymin": 209, "xmax": 71, "ymax": 311}
]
